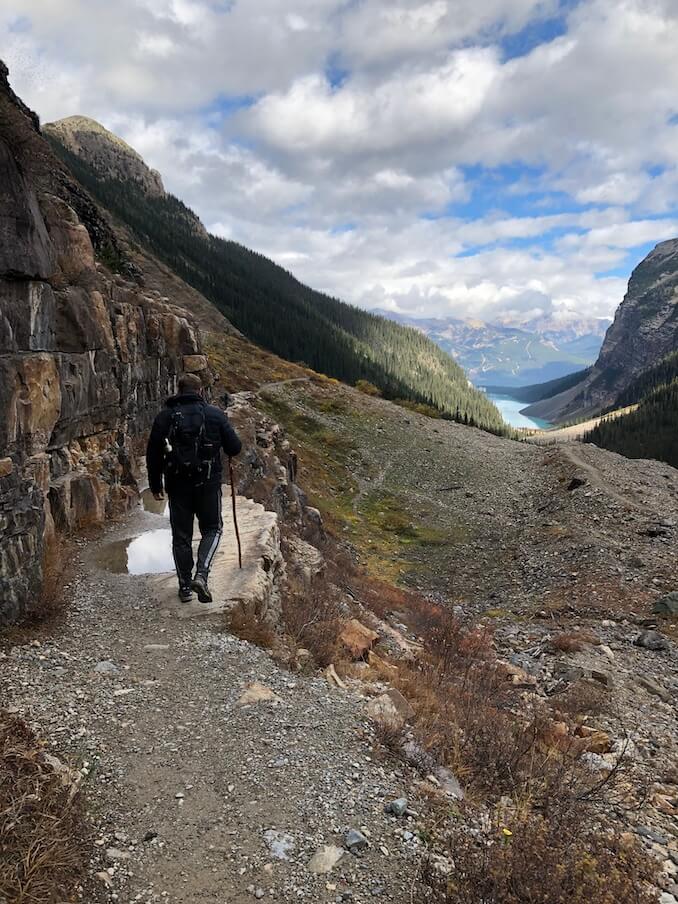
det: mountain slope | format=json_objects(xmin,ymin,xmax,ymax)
[
  {"xmin": 484, "ymin": 368, "xmax": 592, "ymax": 404},
  {"xmin": 580, "ymin": 349, "xmax": 678, "ymax": 467},
  {"xmin": 376, "ymin": 310, "xmax": 604, "ymax": 386},
  {"xmin": 583, "ymin": 379, "xmax": 678, "ymax": 467},
  {"xmin": 524, "ymin": 238, "xmax": 678, "ymax": 424},
  {"xmin": 44, "ymin": 117, "xmax": 503, "ymax": 432}
]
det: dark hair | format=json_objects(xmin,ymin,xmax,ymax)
[{"xmin": 178, "ymin": 373, "xmax": 202, "ymax": 394}]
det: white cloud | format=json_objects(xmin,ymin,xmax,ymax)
[
  {"xmin": 244, "ymin": 48, "xmax": 500, "ymax": 162},
  {"xmin": 338, "ymin": 0, "xmax": 558, "ymax": 68},
  {"xmin": 1, "ymin": 0, "xmax": 677, "ymax": 336}
]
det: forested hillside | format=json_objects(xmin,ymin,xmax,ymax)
[
  {"xmin": 46, "ymin": 132, "xmax": 503, "ymax": 432},
  {"xmin": 584, "ymin": 379, "xmax": 678, "ymax": 467},
  {"xmin": 609, "ymin": 350, "xmax": 678, "ymax": 410},
  {"xmin": 485, "ymin": 368, "xmax": 591, "ymax": 404}
]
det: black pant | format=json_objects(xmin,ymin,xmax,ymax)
[{"xmin": 167, "ymin": 479, "xmax": 223, "ymax": 587}]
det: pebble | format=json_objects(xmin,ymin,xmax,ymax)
[
  {"xmin": 345, "ymin": 829, "xmax": 369, "ymax": 853},
  {"xmin": 263, "ymin": 830, "xmax": 295, "ymax": 860},
  {"xmin": 94, "ymin": 660, "xmax": 119, "ymax": 674},
  {"xmin": 385, "ymin": 797, "xmax": 408, "ymax": 817}
]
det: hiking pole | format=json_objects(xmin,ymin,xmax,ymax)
[{"xmin": 229, "ymin": 457, "xmax": 242, "ymax": 569}]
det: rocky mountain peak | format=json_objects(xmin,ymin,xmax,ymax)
[
  {"xmin": 44, "ymin": 115, "xmax": 165, "ymax": 197},
  {"xmin": 523, "ymin": 236, "xmax": 678, "ymax": 423}
]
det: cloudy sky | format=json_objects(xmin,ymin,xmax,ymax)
[{"xmin": 3, "ymin": 0, "xmax": 678, "ymax": 330}]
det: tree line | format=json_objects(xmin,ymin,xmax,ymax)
[{"xmin": 584, "ymin": 373, "xmax": 678, "ymax": 467}]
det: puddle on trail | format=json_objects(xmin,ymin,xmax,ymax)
[
  {"xmin": 96, "ymin": 490, "xmax": 173, "ymax": 575},
  {"xmin": 96, "ymin": 529, "xmax": 174, "ymax": 575}
]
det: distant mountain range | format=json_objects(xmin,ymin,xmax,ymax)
[{"xmin": 373, "ymin": 310, "xmax": 608, "ymax": 387}]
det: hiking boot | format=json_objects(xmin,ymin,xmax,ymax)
[
  {"xmin": 192, "ymin": 573, "xmax": 213, "ymax": 604},
  {"xmin": 178, "ymin": 585, "xmax": 194, "ymax": 603}
]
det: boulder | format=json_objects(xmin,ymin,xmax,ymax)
[
  {"xmin": 367, "ymin": 688, "xmax": 414, "ymax": 727},
  {"xmin": 285, "ymin": 535, "xmax": 325, "ymax": 587},
  {"xmin": 574, "ymin": 725, "xmax": 612, "ymax": 754},
  {"xmin": 634, "ymin": 630, "xmax": 670, "ymax": 652},
  {"xmin": 340, "ymin": 618, "xmax": 379, "ymax": 659},
  {"xmin": 367, "ymin": 694, "xmax": 404, "ymax": 728},
  {"xmin": 345, "ymin": 829, "xmax": 368, "ymax": 853},
  {"xmin": 638, "ymin": 676, "xmax": 671, "ymax": 703},
  {"xmin": 182, "ymin": 353, "xmax": 208, "ymax": 373},
  {"xmin": 654, "ymin": 592, "xmax": 678, "ymax": 617},
  {"xmin": 368, "ymin": 650, "xmax": 399, "ymax": 678}
]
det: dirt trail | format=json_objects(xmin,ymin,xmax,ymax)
[
  {"xmin": 560, "ymin": 444, "xmax": 645, "ymax": 512},
  {"xmin": 256, "ymin": 377, "xmax": 311, "ymax": 394},
  {"xmin": 1, "ymin": 505, "xmax": 423, "ymax": 904}
]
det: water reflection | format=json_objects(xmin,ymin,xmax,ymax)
[{"xmin": 96, "ymin": 529, "xmax": 174, "ymax": 575}]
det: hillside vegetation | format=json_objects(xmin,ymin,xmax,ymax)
[
  {"xmin": 581, "ymin": 349, "xmax": 678, "ymax": 467},
  {"xmin": 585, "ymin": 377, "xmax": 678, "ymax": 467},
  {"xmin": 47, "ymin": 134, "xmax": 504, "ymax": 433}
]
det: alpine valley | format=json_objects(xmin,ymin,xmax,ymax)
[
  {"xmin": 374, "ymin": 309, "xmax": 609, "ymax": 387},
  {"xmin": 1, "ymin": 53, "xmax": 678, "ymax": 904}
]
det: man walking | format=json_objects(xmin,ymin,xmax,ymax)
[{"xmin": 146, "ymin": 373, "xmax": 242, "ymax": 603}]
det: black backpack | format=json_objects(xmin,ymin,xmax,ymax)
[{"xmin": 165, "ymin": 404, "xmax": 217, "ymax": 484}]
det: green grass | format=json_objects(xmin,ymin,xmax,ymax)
[{"xmin": 259, "ymin": 383, "xmax": 472, "ymax": 582}]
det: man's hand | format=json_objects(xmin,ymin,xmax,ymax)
[{"xmin": 153, "ymin": 491, "xmax": 165, "ymax": 501}]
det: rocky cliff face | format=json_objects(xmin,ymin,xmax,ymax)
[
  {"xmin": 525, "ymin": 238, "xmax": 678, "ymax": 423},
  {"xmin": 0, "ymin": 63, "xmax": 208, "ymax": 621}
]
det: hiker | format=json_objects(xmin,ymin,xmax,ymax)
[{"xmin": 146, "ymin": 373, "xmax": 242, "ymax": 604}]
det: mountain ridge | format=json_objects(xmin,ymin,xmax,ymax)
[
  {"xmin": 46, "ymin": 115, "xmax": 166, "ymax": 197},
  {"xmin": 44, "ymin": 115, "xmax": 504, "ymax": 432}
]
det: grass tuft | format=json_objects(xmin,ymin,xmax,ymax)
[{"xmin": 0, "ymin": 712, "xmax": 88, "ymax": 904}]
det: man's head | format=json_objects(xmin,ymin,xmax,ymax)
[{"xmin": 178, "ymin": 373, "xmax": 203, "ymax": 395}]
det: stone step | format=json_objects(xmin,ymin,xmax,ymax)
[{"xmin": 151, "ymin": 492, "xmax": 284, "ymax": 621}]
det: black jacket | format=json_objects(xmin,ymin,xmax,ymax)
[{"xmin": 146, "ymin": 392, "xmax": 242, "ymax": 494}]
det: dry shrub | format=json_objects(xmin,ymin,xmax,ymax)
[
  {"xmin": 227, "ymin": 604, "xmax": 277, "ymax": 649},
  {"xmin": 386, "ymin": 610, "xmax": 621, "ymax": 813},
  {"xmin": 281, "ymin": 582, "xmax": 345, "ymax": 668},
  {"xmin": 424, "ymin": 812, "xmax": 657, "ymax": 904},
  {"xmin": 372, "ymin": 717, "xmax": 407, "ymax": 756},
  {"xmin": 550, "ymin": 630, "xmax": 600, "ymax": 653},
  {"xmin": 0, "ymin": 712, "xmax": 87, "ymax": 904},
  {"xmin": 550, "ymin": 679, "xmax": 611, "ymax": 720}
]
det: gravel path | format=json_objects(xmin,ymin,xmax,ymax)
[{"xmin": 1, "ymin": 514, "xmax": 424, "ymax": 904}]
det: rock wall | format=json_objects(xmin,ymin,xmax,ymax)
[
  {"xmin": 525, "ymin": 238, "xmax": 678, "ymax": 424},
  {"xmin": 0, "ymin": 64, "xmax": 207, "ymax": 621}
]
